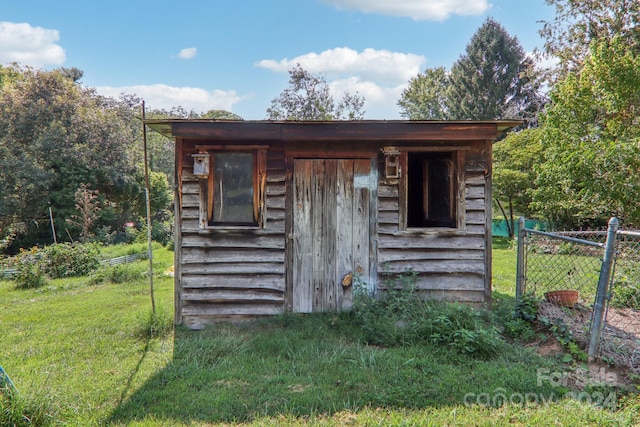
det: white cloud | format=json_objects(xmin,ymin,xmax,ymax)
[
  {"xmin": 321, "ymin": 0, "xmax": 490, "ymax": 21},
  {"xmin": 0, "ymin": 21, "xmax": 65, "ymax": 67},
  {"xmin": 257, "ymin": 47, "xmax": 423, "ymax": 118},
  {"xmin": 177, "ymin": 47, "xmax": 197, "ymax": 60},
  {"xmin": 256, "ymin": 47, "xmax": 425, "ymax": 84},
  {"xmin": 330, "ymin": 77, "xmax": 405, "ymax": 118},
  {"xmin": 95, "ymin": 84, "xmax": 246, "ymax": 113}
]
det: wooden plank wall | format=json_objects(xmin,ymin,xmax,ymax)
[
  {"xmin": 176, "ymin": 139, "xmax": 491, "ymax": 326},
  {"xmin": 178, "ymin": 145, "xmax": 287, "ymax": 328},
  {"xmin": 377, "ymin": 144, "xmax": 490, "ymax": 305}
]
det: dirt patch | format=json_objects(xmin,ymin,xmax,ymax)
[
  {"xmin": 537, "ymin": 300, "xmax": 640, "ymax": 380},
  {"xmin": 529, "ymin": 335, "xmax": 564, "ymax": 356}
]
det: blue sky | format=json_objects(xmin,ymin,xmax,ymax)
[{"xmin": 1, "ymin": 0, "xmax": 556, "ymax": 119}]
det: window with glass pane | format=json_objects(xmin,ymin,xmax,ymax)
[{"xmin": 211, "ymin": 152, "xmax": 255, "ymax": 225}]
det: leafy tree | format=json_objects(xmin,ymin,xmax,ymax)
[
  {"xmin": 0, "ymin": 65, "xmax": 141, "ymax": 250},
  {"xmin": 200, "ymin": 109, "xmax": 243, "ymax": 120},
  {"xmin": 539, "ymin": 0, "xmax": 640, "ymax": 76},
  {"xmin": 398, "ymin": 67, "xmax": 450, "ymax": 120},
  {"xmin": 531, "ymin": 37, "xmax": 640, "ymax": 228},
  {"xmin": 446, "ymin": 18, "xmax": 544, "ymax": 124},
  {"xmin": 493, "ymin": 128, "xmax": 544, "ymax": 237},
  {"xmin": 266, "ymin": 64, "xmax": 365, "ymax": 120}
]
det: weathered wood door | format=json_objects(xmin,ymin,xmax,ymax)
[{"xmin": 291, "ymin": 158, "xmax": 376, "ymax": 313}]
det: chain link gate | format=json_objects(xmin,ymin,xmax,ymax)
[{"xmin": 515, "ymin": 217, "xmax": 640, "ymax": 374}]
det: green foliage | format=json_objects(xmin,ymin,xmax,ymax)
[
  {"xmin": 532, "ymin": 36, "xmax": 640, "ymax": 228},
  {"xmin": 0, "ymin": 65, "xmax": 143, "ymax": 251},
  {"xmin": 611, "ymin": 263, "xmax": 640, "ymax": 309},
  {"xmin": 446, "ymin": 18, "xmax": 544, "ymax": 124},
  {"xmin": 88, "ymin": 263, "xmax": 142, "ymax": 285},
  {"xmin": 493, "ymin": 128, "xmax": 545, "ymax": 237},
  {"xmin": 39, "ymin": 243, "xmax": 101, "ymax": 279},
  {"xmin": 2, "ymin": 244, "xmax": 638, "ymax": 425},
  {"xmin": 266, "ymin": 64, "xmax": 365, "ymax": 120},
  {"xmin": 12, "ymin": 243, "xmax": 101, "ymax": 289},
  {"xmin": 135, "ymin": 306, "xmax": 174, "ymax": 339},
  {"xmin": 398, "ymin": 18, "xmax": 544, "ymax": 126},
  {"xmin": 539, "ymin": 0, "xmax": 640, "ymax": 77},
  {"xmin": 516, "ymin": 293, "xmax": 541, "ymax": 323},
  {"xmin": 398, "ymin": 66, "xmax": 450, "ymax": 119},
  {"xmin": 0, "ymin": 388, "xmax": 55, "ymax": 427},
  {"xmin": 13, "ymin": 248, "xmax": 48, "ymax": 289},
  {"xmin": 352, "ymin": 270, "xmax": 504, "ymax": 358}
]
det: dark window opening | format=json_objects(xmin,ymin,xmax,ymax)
[{"xmin": 407, "ymin": 152, "xmax": 456, "ymax": 228}]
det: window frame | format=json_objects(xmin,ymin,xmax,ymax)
[
  {"xmin": 196, "ymin": 144, "xmax": 267, "ymax": 230},
  {"xmin": 398, "ymin": 146, "xmax": 467, "ymax": 232}
]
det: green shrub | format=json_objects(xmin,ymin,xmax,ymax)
[
  {"xmin": 13, "ymin": 247, "xmax": 47, "ymax": 289},
  {"xmin": 88, "ymin": 263, "xmax": 146, "ymax": 285},
  {"xmin": 611, "ymin": 265, "xmax": 640, "ymax": 309},
  {"xmin": 39, "ymin": 243, "xmax": 100, "ymax": 278},
  {"xmin": 352, "ymin": 270, "xmax": 504, "ymax": 358},
  {"xmin": 12, "ymin": 243, "xmax": 101, "ymax": 289}
]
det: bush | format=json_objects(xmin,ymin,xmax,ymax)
[
  {"xmin": 352, "ymin": 270, "xmax": 504, "ymax": 358},
  {"xmin": 13, "ymin": 247, "xmax": 47, "ymax": 289},
  {"xmin": 12, "ymin": 243, "xmax": 101, "ymax": 289},
  {"xmin": 39, "ymin": 243, "xmax": 101, "ymax": 278}
]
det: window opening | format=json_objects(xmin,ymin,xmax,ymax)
[{"xmin": 407, "ymin": 152, "xmax": 456, "ymax": 228}]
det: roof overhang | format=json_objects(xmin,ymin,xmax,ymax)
[{"xmin": 143, "ymin": 119, "xmax": 522, "ymax": 142}]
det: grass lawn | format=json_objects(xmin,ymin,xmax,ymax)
[{"xmin": 1, "ymin": 242, "xmax": 638, "ymax": 426}]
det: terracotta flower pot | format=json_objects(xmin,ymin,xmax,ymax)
[{"xmin": 544, "ymin": 290, "xmax": 579, "ymax": 307}]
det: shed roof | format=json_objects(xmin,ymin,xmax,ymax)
[{"xmin": 143, "ymin": 119, "xmax": 521, "ymax": 142}]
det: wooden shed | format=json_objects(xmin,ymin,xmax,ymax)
[{"xmin": 144, "ymin": 120, "xmax": 518, "ymax": 329}]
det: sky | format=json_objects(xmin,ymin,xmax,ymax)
[{"xmin": 1, "ymin": 0, "xmax": 556, "ymax": 120}]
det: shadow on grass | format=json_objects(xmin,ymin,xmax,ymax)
[{"xmin": 106, "ymin": 309, "xmax": 561, "ymax": 425}]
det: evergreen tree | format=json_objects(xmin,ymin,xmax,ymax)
[{"xmin": 446, "ymin": 18, "xmax": 544, "ymax": 124}]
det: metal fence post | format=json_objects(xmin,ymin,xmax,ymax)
[
  {"xmin": 515, "ymin": 216, "xmax": 526, "ymax": 315},
  {"xmin": 588, "ymin": 217, "xmax": 619, "ymax": 359}
]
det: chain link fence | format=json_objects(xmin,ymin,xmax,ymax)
[
  {"xmin": 515, "ymin": 218, "xmax": 640, "ymax": 375},
  {"xmin": 605, "ymin": 230, "xmax": 640, "ymax": 373}
]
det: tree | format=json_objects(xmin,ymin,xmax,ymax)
[
  {"xmin": 0, "ymin": 65, "xmax": 142, "ymax": 251},
  {"xmin": 531, "ymin": 37, "xmax": 640, "ymax": 228},
  {"xmin": 492, "ymin": 128, "xmax": 544, "ymax": 237},
  {"xmin": 446, "ymin": 18, "xmax": 544, "ymax": 124},
  {"xmin": 200, "ymin": 109, "xmax": 243, "ymax": 120},
  {"xmin": 539, "ymin": 0, "xmax": 640, "ymax": 77},
  {"xmin": 266, "ymin": 64, "xmax": 365, "ymax": 120},
  {"xmin": 397, "ymin": 67, "xmax": 450, "ymax": 120}
]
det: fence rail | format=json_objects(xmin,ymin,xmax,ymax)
[
  {"xmin": 516, "ymin": 217, "xmax": 640, "ymax": 373},
  {"xmin": 0, "ymin": 253, "xmax": 145, "ymax": 279}
]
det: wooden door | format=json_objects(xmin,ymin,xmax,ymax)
[{"xmin": 291, "ymin": 158, "xmax": 376, "ymax": 312}]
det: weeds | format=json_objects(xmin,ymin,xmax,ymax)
[
  {"xmin": 135, "ymin": 306, "xmax": 174, "ymax": 339},
  {"xmin": 0, "ymin": 388, "xmax": 56, "ymax": 427},
  {"xmin": 352, "ymin": 270, "xmax": 504, "ymax": 358}
]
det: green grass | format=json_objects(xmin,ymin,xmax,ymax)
[{"xmin": 1, "ymin": 242, "xmax": 638, "ymax": 426}]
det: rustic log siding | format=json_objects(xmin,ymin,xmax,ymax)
[
  {"xmin": 176, "ymin": 146, "xmax": 287, "ymax": 324},
  {"xmin": 376, "ymin": 148, "xmax": 488, "ymax": 303},
  {"xmin": 146, "ymin": 120, "xmax": 520, "ymax": 324}
]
